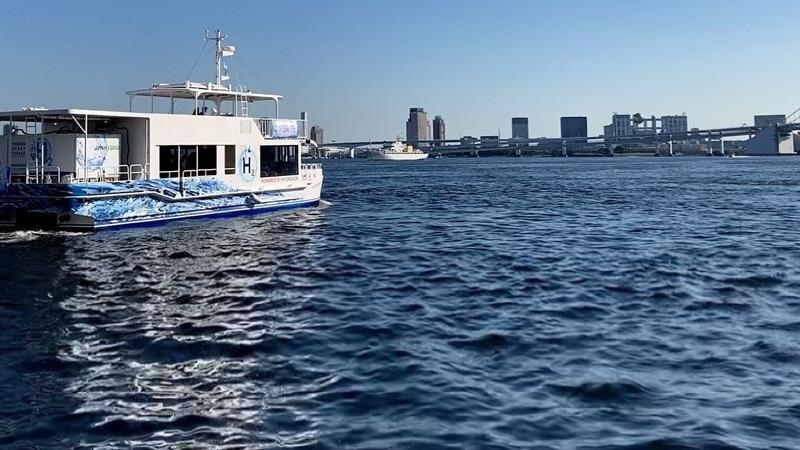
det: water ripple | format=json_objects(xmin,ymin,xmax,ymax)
[{"xmin": 2, "ymin": 158, "xmax": 800, "ymax": 448}]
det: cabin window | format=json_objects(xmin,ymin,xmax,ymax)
[
  {"xmin": 196, "ymin": 145, "xmax": 217, "ymax": 176},
  {"xmin": 224, "ymin": 145, "xmax": 236, "ymax": 175},
  {"xmin": 158, "ymin": 145, "xmax": 218, "ymax": 178},
  {"xmin": 260, "ymin": 145, "xmax": 299, "ymax": 177},
  {"xmin": 159, "ymin": 146, "xmax": 179, "ymax": 178},
  {"xmin": 180, "ymin": 145, "xmax": 198, "ymax": 175}
]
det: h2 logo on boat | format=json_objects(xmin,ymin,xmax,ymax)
[{"xmin": 238, "ymin": 146, "xmax": 256, "ymax": 182}]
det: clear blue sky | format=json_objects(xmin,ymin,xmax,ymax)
[{"xmin": 1, "ymin": 0, "xmax": 797, "ymax": 141}]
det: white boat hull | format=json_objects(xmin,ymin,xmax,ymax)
[{"xmin": 373, "ymin": 152, "xmax": 429, "ymax": 161}]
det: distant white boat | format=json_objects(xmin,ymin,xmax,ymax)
[{"xmin": 373, "ymin": 140, "xmax": 429, "ymax": 161}]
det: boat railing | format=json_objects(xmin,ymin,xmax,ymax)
[
  {"xmin": 25, "ymin": 166, "xmax": 62, "ymax": 184},
  {"xmin": 64, "ymin": 164, "xmax": 151, "ymax": 183},
  {"xmin": 256, "ymin": 118, "xmax": 308, "ymax": 139},
  {"xmin": 182, "ymin": 169, "xmax": 218, "ymax": 178},
  {"xmin": 301, "ymin": 163, "xmax": 321, "ymax": 181},
  {"xmin": 15, "ymin": 163, "xmax": 153, "ymax": 184},
  {"xmin": 97, "ymin": 164, "xmax": 149, "ymax": 182}
]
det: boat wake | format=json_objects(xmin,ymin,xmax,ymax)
[
  {"xmin": 0, "ymin": 230, "xmax": 90, "ymax": 243},
  {"xmin": 0, "ymin": 230, "xmax": 52, "ymax": 243}
]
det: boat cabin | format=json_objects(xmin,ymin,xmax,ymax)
[
  {"xmin": 0, "ymin": 103, "xmax": 308, "ymax": 187},
  {"xmin": 0, "ymin": 29, "xmax": 322, "ymax": 231},
  {"xmin": 0, "ymin": 31, "xmax": 310, "ymax": 189}
]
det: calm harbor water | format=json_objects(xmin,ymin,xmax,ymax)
[{"xmin": 2, "ymin": 157, "xmax": 800, "ymax": 449}]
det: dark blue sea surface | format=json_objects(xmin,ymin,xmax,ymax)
[{"xmin": 2, "ymin": 157, "xmax": 800, "ymax": 449}]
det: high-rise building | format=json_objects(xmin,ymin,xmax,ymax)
[
  {"xmin": 432, "ymin": 115, "xmax": 446, "ymax": 142},
  {"xmin": 754, "ymin": 114, "xmax": 787, "ymax": 127},
  {"xmin": 406, "ymin": 107, "xmax": 429, "ymax": 142},
  {"xmin": 310, "ymin": 126, "xmax": 324, "ymax": 145},
  {"xmin": 560, "ymin": 116, "xmax": 588, "ymax": 142},
  {"xmin": 511, "ymin": 117, "xmax": 529, "ymax": 139}
]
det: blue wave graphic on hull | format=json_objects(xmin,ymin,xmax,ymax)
[
  {"xmin": 72, "ymin": 194, "xmax": 254, "ymax": 222},
  {"xmin": 1, "ymin": 178, "xmax": 291, "ymax": 225}
]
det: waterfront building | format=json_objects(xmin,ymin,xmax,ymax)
[
  {"xmin": 432, "ymin": 115, "xmax": 446, "ymax": 142},
  {"xmin": 603, "ymin": 113, "xmax": 688, "ymax": 138},
  {"xmin": 754, "ymin": 114, "xmax": 787, "ymax": 127},
  {"xmin": 406, "ymin": 107, "xmax": 429, "ymax": 142},
  {"xmin": 427, "ymin": 121, "xmax": 432, "ymax": 143},
  {"xmin": 511, "ymin": 117, "xmax": 529, "ymax": 139},
  {"xmin": 310, "ymin": 126, "xmax": 324, "ymax": 145},
  {"xmin": 560, "ymin": 116, "xmax": 588, "ymax": 142},
  {"xmin": 604, "ymin": 114, "xmax": 634, "ymax": 138},
  {"xmin": 478, "ymin": 135, "xmax": 499, "ymax": 149},
  {"xmin": 660, "ymin": 115, "xmax": 688, "ymax": 134}
]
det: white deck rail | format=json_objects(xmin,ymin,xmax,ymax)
[
  {"xmin": 25, "ymin": 166, "xmax": 62, "ymax": 184},
  {"xmin": 182, "ymin": 169, "xmax": 218, "ymax": 178},
  {"xmin": 99, "ymin": 164, "xmax": 148, "ymax": 182},
  {"xmin": 16, "ymin": 164, "xmax": 151, "ymax": 184},
  {"xmin": 301, "ymin": 163, "xmax": 321, "ymax": 181}
]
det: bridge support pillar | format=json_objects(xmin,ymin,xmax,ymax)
[
  {"xmin": 720, "ymin": 137, "xmax": 725, "ymax": 156},
  {"xmin": 562, "ymin": 141, "xmax": 567, "ymax": 157},
  {"xmin": 746, "ymin": 125, "xmax": 795, "ymax": 155},
  {"xmin": 668, "ymin": 141, "xmax": 674, "ymax": 157}
]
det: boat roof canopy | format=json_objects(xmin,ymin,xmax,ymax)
[
  {"xmin": 0, "ymin": 108, "xmax": 152, "ymax": 121},
  {"xmin": 126, "ymin": 81, "xmax": 283, "ymax": 102}
]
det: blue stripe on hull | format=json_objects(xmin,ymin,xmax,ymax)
[{"xmin": 85, "ymin": 199, "xmax": 320, "ymax": 231}]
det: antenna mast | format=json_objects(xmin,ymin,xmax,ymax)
[{"xmin": 205, "ymin": 29, "xmax": 230, "ymax": 86}]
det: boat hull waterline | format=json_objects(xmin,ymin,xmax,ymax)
[
  {"xmin": 372, "ymin": 152, "xmax": 429, "ymax": 161},
  {"xmin": 0, "ymin": 175, "xmax": 323, "ymax": 230}
]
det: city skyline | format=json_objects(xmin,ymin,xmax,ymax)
[{"xmin": 1, "ymin": 0, "xmax": 798, "ymax": 142}]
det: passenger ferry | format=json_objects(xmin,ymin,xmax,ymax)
[
  {"xmin": 373, "ymin": 139, "xmax": 429, "ymax": 161},
  {"xmin": 0, "ymin": 30, "xmax": 322, "ymax": 231}
]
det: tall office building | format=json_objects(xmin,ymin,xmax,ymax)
[
  {"xmin": 310, "ymin": 126, "xmax": 324, "ymax": 145},
  {"xmin": 560, "ymin": 117, "xmax": 588, "ymax": 142},
  {"xmin": 432, "ymin": 115, "xmax": 446, "ymax": 142},
  {"xmin": 511, "ymin": 117, "xmax": 529, "ymax": 139},
  {"xmin": 406, "ymin": 107, "xmax": 429, "ymax": 142}
]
